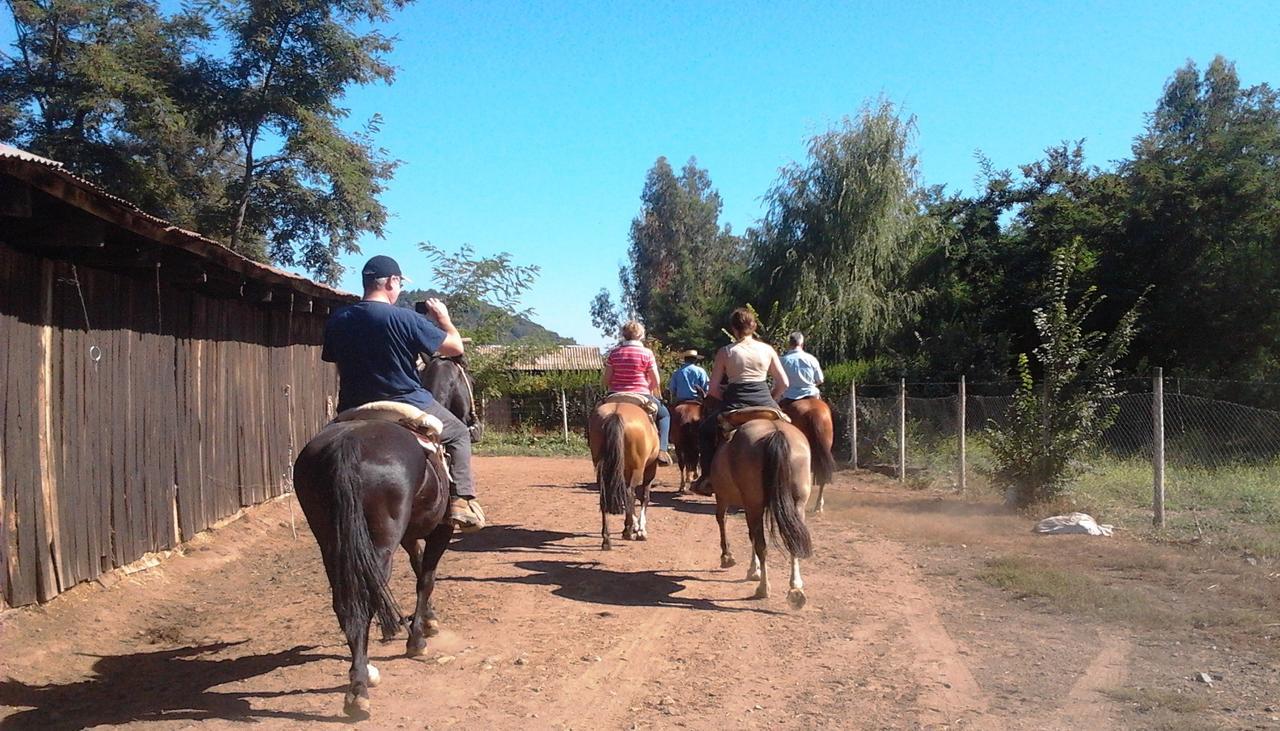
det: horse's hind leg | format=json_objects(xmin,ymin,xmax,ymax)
[
  {"xmin": 716, "ymin": 496, "xmax": 735, "ymax": 568},
  {"xmin": 405, "ymin": 524, "xmax": 454, "ymax": 657},
  {"xmin": 746, "ymin": 511, "xmax": 769, "ymax": 599},
  {"xmin": 787, "ymin": 554, "xmax": 806, "ymax": 610},
  {"xmin": 635, "ymin": 483, "xmax": 650, "ymax": 541},
  {"xmin": 601, "ymin": 511, "xmax": 612, "ymax": 551},
  {"xmin": 342, "ymin": 616, "xmax": 373, "ymax": 718},
  {"xmin": 815, "ymin": 481, "xmax": 826, "ymax": 513}
]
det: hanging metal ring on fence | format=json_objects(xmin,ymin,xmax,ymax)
[{"xmin": 88, "ymin": 345, "xmax": 103, "ymax": 363}]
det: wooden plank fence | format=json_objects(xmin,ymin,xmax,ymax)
[{"xmin": 0, "ymin": 243, "xmax": 339, "ymax": 607}]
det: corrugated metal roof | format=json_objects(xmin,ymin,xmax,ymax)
[
  {"xmin": 475, "ymin": 344, "xmax": 604, "ymax": 371},
  {"xmin": 0, "ymin": 143, "xmax": 62, "ymax": 167},
  {"xmin": 0, "ymin": 144, "xmax": 356, "ymax": 305}
]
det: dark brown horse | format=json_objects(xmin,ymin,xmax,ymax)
[
  {"xmin": 588, "ymin": 400, "xmax": 659, "ymax": 549},
  {"xmin": 420, "ymin": 353, "xmax": 482, "ymax": 442},
  {"xmin": 780, "ymin": 397, "xmax": 836, "ymax": 511},
  {"xmin": 709, "ymin": 417, "xmax": 813, "ymax": 609},
  {"xmin": 670, "ymin": 400, "xmax": 703, "ymax": 492},
  {"xmin": 294, "ymin": 420, "xmax": 451, "ymax": 718}
]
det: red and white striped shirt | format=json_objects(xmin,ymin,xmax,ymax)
[{"xmin": 606, "ymin": 341, "xmax": 656, "ymax": 393}]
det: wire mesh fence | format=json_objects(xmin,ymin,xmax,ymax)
[{"xmin": 821, "ymin": 375, "xmax": 1280, "ymax": 527}]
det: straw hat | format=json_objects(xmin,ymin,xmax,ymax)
[{"xmin": 681, "ymin": 349, "xmax": 700, "ymax": 358}]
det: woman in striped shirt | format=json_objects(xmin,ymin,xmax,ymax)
[{"xmin": 603, "ymin": 321, "xmax": 672, "ymax": 464}]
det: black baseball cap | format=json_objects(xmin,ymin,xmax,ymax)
[{"xmin": 361, "ymin": 255, "xmax": 411, "ymax": 283}]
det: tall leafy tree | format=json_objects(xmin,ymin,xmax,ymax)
[
  {"xmin": 1103, "ymin": 56, "xmax": 1280, "ymax": 379},
  {"xmin": 196, "ymin": 0, "xmax": 404, "ymax": 281},
  {"xmin": 616, "ymin": 155, "xmax": 742, "ymax": 351},
  {"xmin": 751, "ymin": 100, "xmax": 942, "ymax": 361},
  {"xmin": 0, "ymin": 0, "xmax": 224, "ymax": 219}
]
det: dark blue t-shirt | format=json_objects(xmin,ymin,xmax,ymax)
[{"xmin": 322, "ymin": 301, "xmax": 447, "ymax": 411}]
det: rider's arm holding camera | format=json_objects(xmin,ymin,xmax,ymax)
[
  {"xmin": 708, "ymin": 347, "xmax": 727, "ymax": 400},
  {"xmin": 769, "ymin": 350, "xmax": 790, "ymax": 402},
  {"xmin": 416, "ymin": 298, "xmax": 464, "ymax": 357}
]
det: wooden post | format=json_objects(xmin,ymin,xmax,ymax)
[
  {"xmin": 36, "ymin": 260, "xmax": 66, "ymax": 599},
  {"xmin": 1153, "ymin": 367, "xmax": 1165, "ymax": 528},
  {"xmin": 958, "ymin": 376, "xmax": 967, "ymax": 492},
  {"xmin": 560, "ymin": 388, "xmax": 569, "ymax": 441},
  {"xmin": 898, "ymin": 378, "xmax": 907, "ymax": 484},
  {"xmin": 849, "ymin": 380, "xmax": 858, "ymax": 467}
]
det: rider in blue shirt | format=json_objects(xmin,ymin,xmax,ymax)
[
  {"xmin": 668, "ymin": 349, "xmax": 710, "ymax": 402},
  {"xmin": 779, "ymin": 332, "xmax": 825, "ymax": 405},
  {"xmin": 322, "ymin": 255, "xmax": 485, "ymax": 532}
]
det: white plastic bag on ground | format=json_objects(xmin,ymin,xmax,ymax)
[{"xmin": 1032, "ymin": 512, "xmax": 1114, "ymax": 536}]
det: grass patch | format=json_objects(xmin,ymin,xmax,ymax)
[
  {"xmin": 1103, "ymin": 686, "xmax": 1208, "ymax": 714},
  {"xmin": 1069, "ymin": 457, "xmax": 1280, "ymax": 558},
  {"xmin": 474, "ymin": 429, "xmax": 590, "ymax": 458},
  {"xmin": 977, "ymin": 556, "xmax": 1166, "ymax": 625}
]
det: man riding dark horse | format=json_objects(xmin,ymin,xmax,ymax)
[
  {"xmin": 689, "ymin": 308, "xmax": 791, "ymax": 496},
  {"xmin": 322, "ymin": 254, "xmax": 485, "ymax": 531}
]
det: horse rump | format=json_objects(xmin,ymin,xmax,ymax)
[
  {"xmin": 761, "ymin": 428, "xmax": 813, "ymax": 559},
  {"xmin": 302, "ymin": 430, "xmax": 403, "ymax": 640}
]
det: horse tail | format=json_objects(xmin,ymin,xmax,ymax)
[
  {"xmin": 812, "ymin": 408, "xmax": 836, "ymax": 486},
  {"xmin": 329, "ymin": 435, "xmax": 402, "ymax": 640},
  {"xmin": 598, "ymin": 413, "xmax": 629, "ymax": 515},
  {"xmin": 763, "ymin": 427, "xmax": 813, "ymax": 559}
]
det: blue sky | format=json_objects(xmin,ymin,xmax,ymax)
[{"xmin": 6, "ymin": 2, "xmax": 1278, "ymax": 345}]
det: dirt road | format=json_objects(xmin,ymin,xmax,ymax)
[{"xmin": 2, "ymin": 457, "xmax": 1276, "ymax": 729}]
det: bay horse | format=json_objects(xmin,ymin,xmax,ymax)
[
  {"xmin": 780, "ymin": 397, "xmax": 836, "ymax": 511},
  {"xmin": 709, "ymin": 415, "xmax": 813, "ymax": 609},
  {"xmin": 293, "ymin": 363, "xmax": 474, "ymax": 719},
  {"xmin": 588, "ymin": 399, "xmax": 660, "ymax": 549},
  {"xmin": 670, "ymin": 400, "xmax": 703, "ymax": 492}
]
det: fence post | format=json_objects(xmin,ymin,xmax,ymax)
[
  {"xmin": 1153, "ymin": 367, "xmax": 1165, "ymax": 527},
  {"xmin": 898, "ymin": 378, "xmax": 907, "ymax": 484},
  {"xmin": 849, "ymin": 379, "xmax": 858, "ymax": 467},
  {"xmin": 560, "ymin": 388, "xmax": 569, "ymax": 441},
  {"xmin": 958, "ymin": 375, "xmax": 967, "ymax": 492}
]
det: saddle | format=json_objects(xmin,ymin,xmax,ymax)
[
  {"xmin": 334, "ymin": 401, "xmax": 444, "ymax": 452},
  {"xmin": 599, "ymin": 392, "xmax": 660, "ymax": 417},
  {"xmin": 717, "ymin": 406, "xmax": 790, "ymax": 439}
]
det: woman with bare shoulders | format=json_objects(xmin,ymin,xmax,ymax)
[{"xmin": 688, "ymin": 308, "xmax": 789, "ymax": 495}]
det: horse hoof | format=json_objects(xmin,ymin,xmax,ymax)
[
  {"xmin": 425, "ymin": 618, "xmax": 441, "ymax": 638},
  {"xmin": 636, "ymin": 532, "xmax": 647, "ymax": 541},
  {"xmin": 602, "ymin": 542, "xmax": 612, "ymax": 551},
  {"xmin": 720, "ymin": 555, "xmax": 736, "ymax": 569},
  {"xmin": 344, "ymin": 692, "xmax": 371, "ymax": 719},
  {"xmin": 752, "ymin": 585, "xmax": 770, "ymax": 600},
  {"xmin": 746, "ymin": 570, "xmax": 762, "ymax": 582},
  {"xmin": 367, "ymin": 664, "xmax": 381, "ymax": 687},
  {"xmin": 787, "ymin": 589, "xmax": 807, "ymax": 610},
  {"xmin": 406, "ymin": 639, "xmax": 428, "ymax": 657}
]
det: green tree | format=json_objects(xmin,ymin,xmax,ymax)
[
  {"xmin": 750, "ymin": 100, "xmax": 942, "ymax": 361},
  {"xmin": 618, "ymin": 155, "xmax": 743, "ymax": 352},
  {"xmin": 196, "ymin": 0, "xmax": 404, "ymax": 282},
  {"xmin": 1103, "ymin": 56, "xmax": 1280, "ymax": 380},
  {"xmin": 0, "ymin": 0, "xmax": 225, "ymax": 219},
  {"xmin": 989, "ymin": 243, "xmax": 1145, "ymax": 507}
]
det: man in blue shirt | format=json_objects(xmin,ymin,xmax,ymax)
[
  {"xmin": 668, "ymin": 349, "xmax": 710, "ymax": 403},
  {"xmin": 779, "ymin": 332, "xmax": 825, "ymax": 405},
  {"xmin": 322, "ymin": 255, "xmax": 485, "ymax": 531}
]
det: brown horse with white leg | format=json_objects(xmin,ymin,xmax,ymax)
[
  {"xmin": 709, "ymin": 416, "xmax": 813, "ymax": 609},
  {"xmin": 588, "ymin": 400, "xmax": 660, "ymax": 549},
  {"xmin": 781, "ymin": 397, "xmax": 836, "ymax": 511},
  {"xmin": 293, "ymin": 417, "xmax": 452, "ymax": 719},
  {"xmin": 670, "ymin": 400, "xmax": 703, "ymax": 492}
]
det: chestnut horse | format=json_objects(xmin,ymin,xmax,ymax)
[
  {"xmin": 670, "ymin": 400, "xmax": 703, "ymax": 492},
  {"xmin": 780, "ymin": 397, "xmax": 836, "ymax": 511},
  {"xmin": 588, "ymin": 401, "xmax": 660, "ymax": 549},
  {"xmin": 709, "ymin": 416, "xmax": 813, "ymax": 609}
]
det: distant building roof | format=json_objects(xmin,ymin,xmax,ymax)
[{"xmin": 475, "ymin": 344, "xmax": 603, "ymax": 371}]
